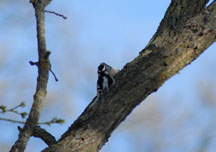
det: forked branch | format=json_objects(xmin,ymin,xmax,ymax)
[{"xmin": 10, "ymin": 0, "xmax": 52, "ymax": 151}]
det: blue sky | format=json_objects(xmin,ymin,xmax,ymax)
[{"xmin": 0, "ymin": 0, "xmax": 216, "ymax": 152}]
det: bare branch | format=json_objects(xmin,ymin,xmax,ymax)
[
  {"xmin": 45, "ymin": 10, "xmax": 67, "ymax": 19},
  {"xmin": 29, "ymin": 58, "xmax": 59, "ymax": 82},
  {"xmin": 32, "ymin": 126, "xmax": 57, "ymax": 146},
  {"xmin": 17, "ymin": 126, "xmax": 57, "ymax": 146},
  {"xmin": 10, "ymin": 0, "xmax": 52, "ymax": 151},
  {"xmin": 29, "ymin": 61, "xmax": 38, "ymax": 66},
  {"xmin": 49, "ymin": 68, "xmax": 58, "ymax": 81}
]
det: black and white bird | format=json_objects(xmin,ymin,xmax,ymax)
[{"xmin": 97, "ymin": 62, "xmax": 119, "ymax": 96}]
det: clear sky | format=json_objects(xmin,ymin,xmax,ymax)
[{"xmin": 0, "ymin": 0, "xmax": 215, "ymax": 152}]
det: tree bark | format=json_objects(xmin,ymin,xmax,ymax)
[
  {"xmin": 44, "ymin": 0, "xmax": 216, "ymax": 152},
  {"xmin": 43, "ymin": 0, "xmax": 216, "ymax": 151},
  {"xmin": 10, "ymin": 0, "xmax": 216, "ymax": 151},
  {"xmin": 10, "ymin": 0, "xmax": 51, "ymax": 152}
]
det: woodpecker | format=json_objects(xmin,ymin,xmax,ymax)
[{"xmin": 97, "ymin": 62, "xmax": 119, "ymax": 96}]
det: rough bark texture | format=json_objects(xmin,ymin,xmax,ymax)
[
  {"xmin": 32, "ymin": 126, "xmax": 57, "ymax": 146},
  {"xmin": 10, "ymin": 0, "xmax": 51, "ymax": 152},
  {"xmin": 9, "ymin": 0, "xmax": 216, "ymax": 151},
  {"xmin": 43, "ymin": 0, "xmax": 216, "ymax": 151}
]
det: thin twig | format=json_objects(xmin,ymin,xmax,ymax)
[
  {"xmin": 9, "ymin": 104, "xmax": 23, "ymax": 111},
  {"xmin": 50, "ymin": 68, "xmax": 58, "ymax": 81},
  {"xmin": 29, "ymin": 52, "xmax": 58, "ymax": 81},
  {"xmin": 0, "ymin": 117, "xmax": 26, "ymax": 124},
  {"xmin": 45, "ymin": 10, "xmax": 67, "ymax": 19},
  {"xmin": 29, "ymin": 61, "xmax": 38, "ymax": 66},
  {"xmin": 0, "ymin": 117, "xmax": 64, "ymax": 126},
  {"xmin": 0, "ymin": 102, "xmax": 27, "ymax": 118},
  {"xmin": 45, "ymin": 51, "xmax": 58, "ymax": 81}
]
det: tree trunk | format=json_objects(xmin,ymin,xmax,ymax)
[{"xmin": 43, "ymin": 0, "xmax": 216, "ymax": 151}]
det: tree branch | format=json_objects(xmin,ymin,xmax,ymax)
[
  {"xmin": 45, "ymin": 10, "xmax": 67, "ymax": 19},
  {"xmin": 16, "ymin": 126, "xmax": 57, "ymax": 147},
  {"xmin": 32, "ymin": 126, "xmax": 57, "ymax": 146},
  {"xmin": 0, "ymin": 117, "xmax": 64, "ymax": 126},
  {"xmin": 10, "ymin": 0, "xmax": 51, "ymax": 151},
  {"xmin": 43, "ymin": 1, "xmax": 216, "ymax": 152},
  {"xmin": 0, "ymin": 117, "xmax": 27, "ymax": 124}
]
